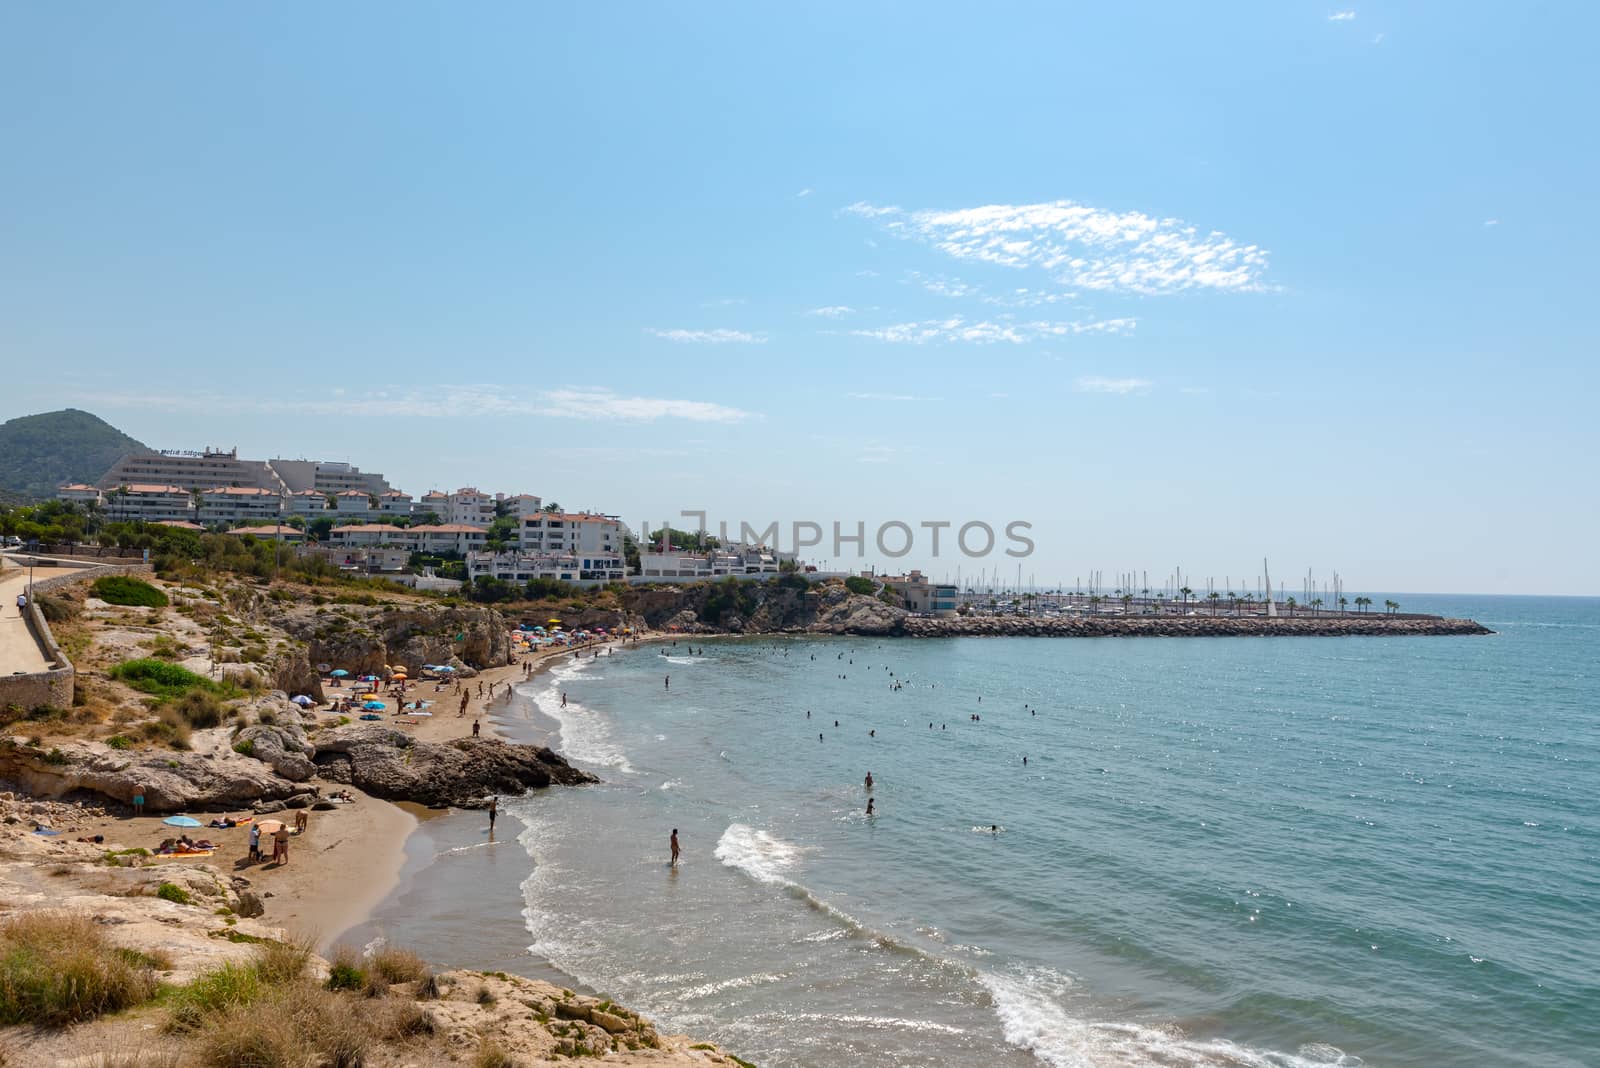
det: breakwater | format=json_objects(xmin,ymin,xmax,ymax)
[{"xmin": 897, "ymin": 613, "xmax": 1492, "ymax": 638}]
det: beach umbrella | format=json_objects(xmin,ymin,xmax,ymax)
[
  {"xmin": 436, "ymin": 666, "xmax": 455, "ymax": 673},
  {"xmin": 391, "ymin": 671, "xmax": 408, "ymax": 679},
  {"xmin": 290, "ymin": 695, "xmax": 315, "ymax": 706},
  {"xmin": 329, "ymin": 669, "xmax": 349, "ymax": 677},
  {"xmin": 162, "ymin": 815, "xmax": 202, "ymax": 827},
  {"xmin": 315, "ymin": 663, "xmax": 332, "ymax": 673},
  {"xmin": 256, "ymin": 819, "xmax": 285, "ymax": 834},
  {"xmin": 359, "ymin": 674, "xmax": 379, "ymax": 682},
  {"xmin": 363, "ymin": 700, "xmax": 386, "ymax": 711},
  {"xmin": 547, "ymin": 618, "xmax": 562, "ymax": 624}
]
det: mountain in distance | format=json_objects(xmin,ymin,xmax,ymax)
[{"xmin": 0, "ymin": 409, "xmax": 146, "ymax": 502}]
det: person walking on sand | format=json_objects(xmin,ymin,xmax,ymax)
[
  {"xmin": 458, "ymin": 693, "xmax": 469, "ymax": 718},
  {"xmin": 472, "ymin": 718, "xmax": 480, "ymax": 737},
  {"xmin": 295, "ymin": 810, "xmax": 309, "ymax": 834},
  {"xmin": 670, "ymin": 828, "xmax": 680, "ymax": 866}
]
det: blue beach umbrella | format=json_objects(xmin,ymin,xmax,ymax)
[
  {"xmin": 163, "ymin": 815, "xmax": 202, "ymax": 827},
  {"xmin": 362, "ymin": 700, "xmax": 386, "ymax": 711},
  {"xmin": 436, "ymin": 665, "xmax": 455, "ymax": 673},
  {"xmin": 330, "ymin": 669, "xmax": 349, "ymax": 677}
]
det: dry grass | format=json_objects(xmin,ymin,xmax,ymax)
[
  {"xmin": 194, "ymin": 982, "xmax": 369, "ymax": 1068},
  {"xmin": 368, "ymin": 944, "xmax": 427, "ymax": 984},
  {"xmin": 0, "ymin": 912, "xmax": 160, "ymax": 1026},
  {"xmin": 475, "ymin": 1037, "xmax": 519, "ymax": 1068}
]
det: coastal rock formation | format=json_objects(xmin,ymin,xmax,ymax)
[
  {"xmin": 273, "ymin": 603, "xmax": 516, "ymax": 679},
  {"xmin": 309, "ymin": 724, "xmax": 597, "ymax": 807},
  {"xmin": 0, "ymin": 738, "xmax": 318, "ymax": 813},
  {"xmin": 899, "ymin": 615, "xmax": 1493, "ymax": 638},
  {"xmin": 234, "ymin": 720, "xmax": 318, "ymax": 782},
  {"xmin": 627, "ymin": 580, "xmax": 907, "ymax": 636}
]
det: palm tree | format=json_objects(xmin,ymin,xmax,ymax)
[
  {"xmin": 1285, "ymin": 595, "xmax": 1297, "ymax": 618},
  {"xmin": 1310, "ymin": 597, "xmax": 1323, "ymax": 616},
  {"xmin": 1121, "ymin": 593, "xmax": 1133, "ymax": 614},
  {"xmin": 1385, "ymin": 599, "xmax": 1400, "ymax": 615},
  {"xmin": 1207, "ymin": 591, "xmax": 1221, "ymax": 615},
  {"xmin": 1089, "ymin": 595, "xmax": 1101, "ymax": 615},
  {"xmin": 1337, "ymin": 596, "xmax": 1348, "ymax": 616},
  {"xmin": 1180, "ymin": 586, "xmax": 1192, "ymax": 613}
]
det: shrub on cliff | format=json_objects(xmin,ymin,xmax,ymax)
[
  {"xmin": 90, "ymin": 575, "xmax": 169, "ymax": 608},
  {"xmin": 110, "ymin": 659, "xmax": 235, "ymax": 700},
  {"xmin": 0, "ymin": 912, "xmax": 161, "ymax": 1025},
  {"xmin": 844, "ymin": 576, "xmax": 877, "ymax": 596}
]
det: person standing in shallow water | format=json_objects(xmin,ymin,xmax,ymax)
[
  {"xmin": 864, "ymin": 771, "xmax": 874, "ymax": 790},
  {"xmin": 488, "ymin": 796, "xmax": 498, "ymax": 832},
  {"xmin": 670, "ymin": 828, "xmax": 680, "ymax": 866}
]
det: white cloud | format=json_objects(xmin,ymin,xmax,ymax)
[
  {"xmin": 647, "ymin": 328, "xmax": 768, "ymax": 344},
  {"xmin": 83, "ymin": 385, "xmax": 756, "ymax": 423},
  {"xmin": 538, "ymin": 389, "xmax": 753, "ymax": 423},
  {"xmin": 1483, "ymin": 219, "xmax": 1500, "ymax": 227},
  {"xmin": 797, "ymin": 188, "xmax": 813, "ymax": 198},
  {"xmin": 1076, "ymin": 376, "xmax": 1152, "ymax": 395},
  {"xmin": 1328, "ymin": 10, "xmax": 1356, "ymax": 21},
  {"xmin": 850, "ymin": 315, "xmax": 1136, "ymax": 345},
  {"xmin": 808, "ymin": 305, "xmax": 856, "ymax": 318},
  {"xmin": 1372, "ymin": 32, "xmax": 1385, "ymax": 44},
  {"xmin": 849, "ymin": 199, "xmax": 1271, "ymax": 295}
]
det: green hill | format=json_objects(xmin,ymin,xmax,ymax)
[{"xmin": 0, "ymin": 409, "xmax": 146, "ymax": 502}]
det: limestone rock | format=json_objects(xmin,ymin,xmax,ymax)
[{"xmin": 310, "ymin": 725, "xmax": 597, "ymax": 808}]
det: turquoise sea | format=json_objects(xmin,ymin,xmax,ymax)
[{"xmin": 353, "ymin": 595, "xmax": 1599, "ymax": 1067}]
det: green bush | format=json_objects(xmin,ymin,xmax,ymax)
[
  {"xmin": 105, "ymin": 735, "xmax": 132, "ymax": 750},
  {"xmin": 110, "ymin": 659, "xmax": 233, "ymax": 701},
  {"xmin": 844, "ymin": 576, "xmax": 876, "ymax": 596},
  {"xmin": 232, "ymin": 738, "xmax": 255, "ymax": 757},
  {"xmin": 155, "ymin": 882, "xmax": 191, "ymax": 905},
  {"xmin": 91, "ymin": 576, "xmax": 169, "ymax": 608},
  {"xmin": 0, "ymin": 912, "xmax": 161, "ymax": 1025}
]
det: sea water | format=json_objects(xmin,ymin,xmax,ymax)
[{"xmin": 369, "ymin": 595, "xmax": 1600, "ymax": 1067}]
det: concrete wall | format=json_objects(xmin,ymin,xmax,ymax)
[{"xmin": 0, "ymin": 562, "xmax": 150, "ymax": 714}]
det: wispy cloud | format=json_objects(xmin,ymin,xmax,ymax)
[
  {"xmin": 796, "ymin": 188, "xmax": 813, "ymax": 198},
  {"xmin": 846, "ymin": 199, "xmax": 1271, "ymax": 295},
  {"xmin": 539, "ymin": 390, "xmax": 754, "ymax": 422},
  {"xmin": 1372, "ymin": 32, "xmax": 1385, "ymax": 44},
  {"xmin": 1328, "ymin": 10, "xmax": 1356, "ymax": 21},
  {"xmin": 1076, "ymin": 376, "xmax": 1152, "ymax": 395},
  {"xmin": 855, "ymin": 269, "xmax": 880, "ymax": 278},
  {"xmin": 905, "ymin": 271, "xmax": 979, "ymax": 298},
  {"xmin": 647, "ymin": 328, "xmax": 768, "ymax": 344},
  {"xmin": 82, "ymin": 385, "xmax": 757, "ymax": 423},
  {"xmin": 1483, "ymin": 219, "xmax": 1500, "ymax": 227},
  {"xmin": 808, "ymin": 305, "xmax": 856, "ymax": 318},
  {"xmin": 849, "ymin": 315, "xmax": 1136, "ymax": 345},
  {"xmin": 846, "ymin": 392, "xmax": 936, "ymax": 402},
  {"xmin": 905, "ymin": 270, "xmax": 1077, "ymax": 308}
]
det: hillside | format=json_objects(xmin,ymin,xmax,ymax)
[{"xmin": 0, "ymin": 408, "xmax": 145, "ymax": 501}]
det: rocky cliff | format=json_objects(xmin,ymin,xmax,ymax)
[{"xmin": 625, "ymin": 579, "xmax": 905, "ymax": 635}]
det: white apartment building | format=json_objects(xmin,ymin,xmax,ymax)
[
  {"xmin": 636, "ymin": 546, "xmax": 786, "ymax": 583},
  {"xmin": 97, "ymin": 448, "xmax": 285, "ymax": 493},
  {"xmin": 445, "ymin": 488, "xmax": 497, "ymax": 527},
  {"xmin": 56, "ymin": 484, "xmax": 103, "ymax": 507},
  {"xmin": 518, "ymin": 513, "xmax": 623, "ymax": 557},
  {"xmin": 327, "ymin": 523, "xmax": 410, "ymax": 548},
  {"xmin": 325, "ymin": 522, "xmax": 487, "ymax": 555},
  {"xmin": 408, "ymin": 524, "xmax": 489, "ymax": 555},
  {"xmin": 500, "ymin": 493, "xmax": 543, "ymax": 519},
  {"xmin": 103, "ymin": 484, "xmax": 195, "ymax": 523},
  {"xmin": 197, "ymin": 486, "xmax": 284, "ymax": 526},
  {"xmin": 466, "ymin": 549, "xmax": 627, "ymax": 587},
  {"xmin": 332, "ymin": 490, "xmax": 374, "ymax": 521},
  {"xmin": 376, "ymin": 491, "xmax": 414, "ymax": 517},
  {"xmin": 268, "ymin": 459, "xmax": 393, "ymax": 497},
  {"xmin": 286, "ymin": 489, "xmax": 328, "ymax": 516},
  {"xmin": 415, "ymin": 491, "xmax": 449, "ymax": 519}
]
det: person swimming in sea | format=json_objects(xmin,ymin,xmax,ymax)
[{"xmin": 866, "ymin": 797, "xmax": 875, "ymax": 816}]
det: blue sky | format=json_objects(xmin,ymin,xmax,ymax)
[{"xmin": 2, "ymin": 3, "xmax": 1596, "ymax": 594}]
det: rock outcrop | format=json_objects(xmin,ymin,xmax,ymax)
[
  {"xmin": 0, "ymin": 738, "xmax": 318, "ymax": 812},
  {"xmin": 275, "ymin": 603, "xmax": 517, "ymax": 679},
  {"xmin": 309, "ymin": 725, "xmax": 597, "ymax": 807}
]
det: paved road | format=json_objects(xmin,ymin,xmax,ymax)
[{"xmin": 0, "ymin": 564, "xmax": 54, "ymax": 674}]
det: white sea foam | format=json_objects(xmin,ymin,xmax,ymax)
[
  {"xmin": 714, "ymin": 823, "xmax": 802, "ymax": 886},
  {"xmin": 537, "ymin": 660, "xmax": 634, "ymax": 772},
  {"xmin": 979, "ymin": 968, "xmax": 1359, "ymax": 1068},
  {"xmin": 663, "ymin": 655, "xmax": 711, "ymax": 664}
]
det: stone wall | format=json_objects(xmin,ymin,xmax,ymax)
[{"xmin": 24, "ymin": 562, "xmax": 152, "ymax": 596}]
